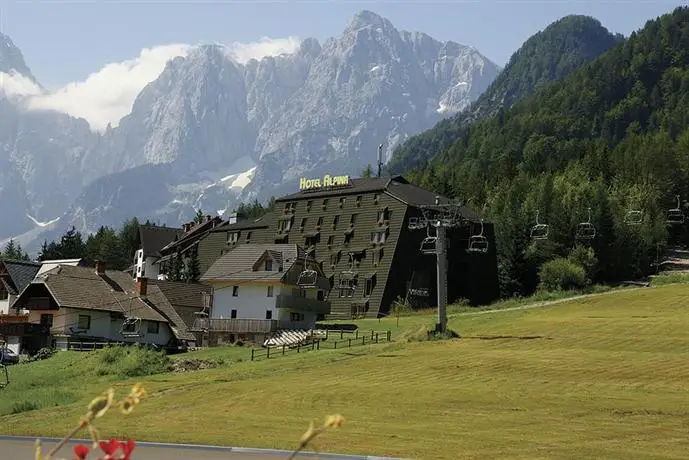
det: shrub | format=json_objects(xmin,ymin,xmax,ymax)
[
  {"xmin": 538, "ymin": 257, "xmax": 589, "ymax": 291},
  {"xmin": 96, "ymin": 344, "xmax": 172, "ymax": 378},
  {"xmin": 568, "ymin": 245, "xmax": 598, "ymax": 281}
]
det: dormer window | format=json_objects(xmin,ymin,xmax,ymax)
[
  {"xmin": 377, "ymin": 208, "xmax": 390, "ymax": 223},
  {"xmin": 356, "ymin": 195, "xmax": 362, "ymax": 207},
  {"xmin": 306, "ymin": 200, "xmax": 313, "ymax": 212},
  {"xmin": 373, "ymin": 193, "xmax": 379, "ymax": 204},
  {"xmin": 339, "ymin": 197, "xmax": 346, "ymax": 208},
  {"xmin": 265, "ymin": 259, "xmax": 273, "ymax": 271},
  {"xmin": 228, "ymin": 231, "xmax": 239, "ymax": 244},
  {"xmin": 322, "ymin": 199, "xmax": 329, "ymax": 210}
]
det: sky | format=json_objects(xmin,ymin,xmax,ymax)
[{"xmin": 0, "ymin": 0, "xmax": 683, "ymax": 131}]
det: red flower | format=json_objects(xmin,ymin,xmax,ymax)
[
  {"xmin": 73, "ymin": 444, "xmax": 90, "ymax": 460},
  {"xmin": 120, "ymin": 439, "xmax": 136, "ymax": 460},
  {"xmin": 99, "ymin": 438, "xmax": 121, "ymax": 459}
]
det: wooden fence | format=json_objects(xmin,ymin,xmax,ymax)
[{"xmin": 250, "ymin": 329, "xmax": 392, "ymax": 361}]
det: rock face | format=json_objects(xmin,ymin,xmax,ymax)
[{"xmin": 0, "ymin": 11, "xmax": 500, "ymax": 251}]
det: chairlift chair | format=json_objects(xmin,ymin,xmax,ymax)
[
  {"xmin": 467, "ymin": 219, "xmax": 489, "ymax": 254},
  {"xmin": 296, "ymin": 268, "xmax": 318, "ymax": 288},
  {"xmin": 666, "ymin": 195, "xmax": 685, "ymax": 225},
  {"xmin": 420, "ymin": 224, "xmax": 438, "ymax": 254},
  {"xmin": 407, "ymin": 217, "xmax": 420, "ymax": 230},
  {"xmin": 575, "ymin": 207, "xmax": 597, "ymax": 240},
  {"xmin": 120, "ymin": 316, "xmax": 143, "ymax": 338},
  {"xmin": 530, "ymin": 209, "xmax": 549, "ymax": 240},
  {"xmin": 624, "ymin": 208, "xmax": 643, "ymax": 225}
]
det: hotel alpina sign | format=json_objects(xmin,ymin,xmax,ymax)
[{"xmin": 299, "ymin": 174, "xmax": 351, "ymax": 191}]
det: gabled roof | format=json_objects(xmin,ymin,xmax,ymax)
[
  {"xmin": 148, "ymin": 280, "xmax": 213, "ymax": 310},
  {"xmin": 21, "ymin": 265, "xmax": 168, "ymax": 323},
  {"xmin": 160, "ymin": 217, "xmax": 224, "ymax": 255},
  {"xmin": 139, "ymin": 225, "xmax": 180, "ymax": 258},
  {"xmin": 37, "ymin": 258, "xmax": 87, "ymax": 277},
  {"xmin": 201, "ymin": 244, "xmax": 308, "ymax": 282},
  {"xmin": 142, "ymin": 287, "xmax": 196, "ymax": 342},
  {"xmin": 0, "ymin": 259, "xmax": 41, "ymax": 295}
]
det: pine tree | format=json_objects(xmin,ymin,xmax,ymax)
[
  {"xmin": 361, "ymin": 164, "xmax": 373, "ymax": 178},
  {"xmin": 186, "ymin": 248, "xmax": 201, "ymax": 283}
]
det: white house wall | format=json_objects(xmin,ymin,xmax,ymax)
[
  {"xmin": 0, "ymin": 297, "xmax": 8, "ymax": 315},
  {"xmin": 28, "ymin": 308, "xmax": 172, "ymax": 346},
  {"xmin": 212, "ymin": 282, "xmax": 282, "ymax": 320}
]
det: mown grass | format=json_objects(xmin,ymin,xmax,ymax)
[{"xmin": 4, "ymin": 284, "xmax": 689, "ymax": 459}]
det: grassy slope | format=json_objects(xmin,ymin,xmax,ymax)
[{"xmin": 3, "ymin": 284, "xmax": 689, "ymax": 459}]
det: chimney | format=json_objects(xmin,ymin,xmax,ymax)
[
  {"xmin": 228, "ymin": 212, "xmax": 238, "ymax": 225},
  {"xmin": 205, "ymin": 215, "xmax": 212, "ymax": 223},
  {"xmin": 136, "ymin": 277, "xmax": 148, "ymax": 297},
  {"xmin": 95, "ymin": 260, "xmax": 105, "ymax": 276}
]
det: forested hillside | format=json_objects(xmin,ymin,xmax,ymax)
[
  {"xmin": 409, "ymin": 6, "xmax": 689, "ymax": 297},
  {"xmin": 387, "ymin": 15, "xmax": 623, "ymax": 175}
]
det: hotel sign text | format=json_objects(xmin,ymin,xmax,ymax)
[{"xmin": 299, "ymin": 174, "xmax": 351, "ymax": 191}]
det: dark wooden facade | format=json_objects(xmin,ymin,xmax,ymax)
[{"xmin": 195, "ymin": 176, "xmax": 500, "ymax": 319}]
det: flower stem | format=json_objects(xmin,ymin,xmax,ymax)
[{"xmin": 46, "ymin": 419, "xmax": 87, "ymax": 458}]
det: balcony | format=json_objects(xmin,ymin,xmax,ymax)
[
  {"xmin": 190, "ymin": 318, "xmax": 278, "ymax": 333},
  {"xmin": 275, "ymin": 294, "xmax": 331, "ymax": 315}
]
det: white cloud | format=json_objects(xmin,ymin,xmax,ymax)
[
  {"xmin": 0, "ymin": 36, "xmax": 302, "ymax": 133},
  {"xmin": 0, "ymin": 70, "xmax": 43, "ymax": 98},
  {"xmin": 224, "ymin": 36, "xmax": 302, "ymax": 64},
  {"xmin": 27, "ymin": 44, "xmax": 192, "ymax": 132}
]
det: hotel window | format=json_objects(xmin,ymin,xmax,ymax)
[
  {"xmin": 77, "ymin": 315, "xmax": 91, "ymax": 330},
  {"xmin": 377, "ymin": 208, "xmax": 390, "ymax": 222},
  {"xmin": 284, "ymin": 202, "xmax": 296, "ymax": 213},
  {"xmin": 228, "ymin": 231, "xmax": 239, "ymax": 244},
  {"xmin": 339, "ymin": 197, "xmax": 346, "ymax": 208},
  {"xmin": 327, "ymin": 235, "xmax": 335, "ymax": 247},
  {"xmin": 332, "ymin": 215, "xmax": 340, "ymax": 229},
  {"xmin": 147, "ymin": 321, "xmax": 160, "ymax": 334},
  {"xmin": 316, "ymin": 216, "xmax": 324, "ymax": 229},
  {"xmin": 267, "ymin": 286, "xmax": 274, "ymax": 297},
  {"xmin": 356, "ymin": 195, "xmax": 362, "ymax": 207},
  {"xmin": 300, "ymin": 218, "xmax": 308, "ymax": 231},
  {"xmin": 306, "ymin": 200, "xmax": 313, "ymax": 212},
  {"xmin": 245, "ymin": 231, "xmax": 252, "ymax": 243},
  {"xmin": 322, "ymin": 199, "xmax": 329, "ymax": 210},
  {"xmin": 350, "ymin": 214, "xmax": 358, "ymax": 226},
  {"xmin": 232, "ymin": 286, "xmax": 239, "ymax": 297},
  {"xmin": 373, "ymin": 193, "xmax": 379, "ymax": 204},
  {"xmin": 364, "ymin": 276, "xmax": 377, "ymax": 297}
]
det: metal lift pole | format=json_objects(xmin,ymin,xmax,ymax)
[{"xmin": 435, "ymin": 224, "xmax": 448, "ymax": 333}]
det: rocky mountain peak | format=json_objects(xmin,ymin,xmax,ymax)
[
  {"xmin": 346, "ymin": 10, "xmax": 390, "ymax": 31},
  {"xmin": 0, "ymin": 32, "xmax": 37, "ymax": 81}
]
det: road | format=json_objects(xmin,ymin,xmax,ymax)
[{"xmin": 0, "ymin": 437, "xmax": 399, "ymax": 460}]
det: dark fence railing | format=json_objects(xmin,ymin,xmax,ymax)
[{"xmin": 250, "ymin": 329, "xmax": 392, "ymax": 361}]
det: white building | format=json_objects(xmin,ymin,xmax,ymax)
[
  {"xmin": 198, "ymin": 244, "xmax": 331, "ymax": 344},
  {"xmin": 12, "ymin": 261, "xmax": 196, "ymax": 352},
  {"xmin": 133, "ymin": 224, "xmax": 180, "ymax": 280}
]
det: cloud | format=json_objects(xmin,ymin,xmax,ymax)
[
  {"xmin": 27, "ymin": 44, "xmax": 192, "ymax": 132},
  {"xmin": 0, "ymin": 70, "xmax": 43, "ymax": 98},
  {"xmin": 1, "ymin": 36, "xmax": 302, "ymax": 133},
  {"xmin": 224, "ymin": 36, "xmax": 302, "ymax": 64}
]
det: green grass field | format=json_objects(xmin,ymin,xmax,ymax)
[{"xmin": 3, "ymin": 284, "xmax": 689, "ymax": 459}]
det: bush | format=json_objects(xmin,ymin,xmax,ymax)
[
  {"xmin": 538, "ymin": 257, "xmax": 589, "ymax": 291},
  {"xmin": 96, "ymin": 344, "xmax": 172, "ymax": 378},
  {"xmin": 568, "ymin": 245, "xmax": 598, "ymax": 281}
]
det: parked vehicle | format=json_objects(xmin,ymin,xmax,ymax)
[{"xmin": 0, "ymin": 348, "xmax": 19, "ymax": 365}]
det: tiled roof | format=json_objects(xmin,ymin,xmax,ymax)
[
  {"xmin": 31, "ymin": 265, "xmax": 167, "ymax": 323},
  {"xmin": 139, "ymin": 225, "xmax": 180, "ymax": 258},
  {"xmin": 201, "ymin": 244, "xmax": 307, "ymax": 282},
  {"xmin": 148, "ymin": 280, "xmax": 213, "ymax": 310},
  {"xmin": 385, "ymin": 181, "xmax": 482, "ymax": 221},
  {"xmin": 143, "ymin": 287, "xmax": 196, "ymax": 341},
  {"xmin": 0, "ymin": 260, "xmax": 41, "ymax": 295},
  {"xmin": 160, "ymin": 217, "xmax": 224, "ymax": 254},
  {"xmin": 275, "ymin": 176, "xmax": 398, "ymax": 201},
  {"xmin": 209, "ymin": 215, "xmax": 274, "ymax": 233}
]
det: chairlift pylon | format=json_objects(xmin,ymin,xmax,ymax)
[
  {"xmin": 530, "ymin": 209, "xmax": 549, "ymax": 240},
  {"xmin": 666, "ymin": 195, "xmax": 685, "ymax": 225},
  {"xmin": 296, "ymin": 267, "xmax": 318, "ymax": 288},
  {"xmin": 467, "ymin": 219, "xmax": 489, "ymax": 254},
  {"xmin": 575, "ymin": 207, "xmax": 596, "ymax": 240}
]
